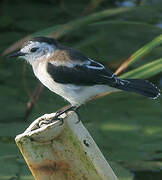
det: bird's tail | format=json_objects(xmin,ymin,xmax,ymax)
[{"xmin": 113, "ymin": 78, "xmax": 160, "ymax": 99}]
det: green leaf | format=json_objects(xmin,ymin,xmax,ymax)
[
  {"xmin": 33, "ymin": 7, "xmax": 133, "ymax": 38},
  {"xmin": 120, "ymin": 58, "xmax": 162, "ymax": 79},
  {"xmin": 116, "ymin": 34, "xmax": 162, "ymax": 75},
  {"xmin": 126, "ymin": 35, "xmax": 162, "ymax": 66},
  {"xmin": 2, "ymin": 7, "xmax": 133, "ymax": 56}
]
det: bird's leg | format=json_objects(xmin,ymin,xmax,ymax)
[
  {"xmin": 54, "ymin": 106, "xmax": 76, "ymax": 124},
  {"xmin": 55, "ymin": 106, "xmax": 76, "ymax": 118},
  {"xmin": 57, "ymin": 106, "xmax": 82, "ymax": 124},
  {"xmin": 53, "ymin": 106, "xmax": 81, "ymax": 125},
  {"xmin": 38, "ymin": 106, "xmax": 80, "ymax": 127}
]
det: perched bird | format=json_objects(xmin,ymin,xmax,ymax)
[{"xmin": 9, "ymin": 36, "xmax": 160, "ymax": 120}]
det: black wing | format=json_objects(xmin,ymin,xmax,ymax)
[{"xmin": 47, "ymin": 60, "xmax": 117, "ymax": 86}]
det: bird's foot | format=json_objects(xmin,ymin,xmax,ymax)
[
  {"xmin": 60, "ymin": 106, "xmax": 81, "ymax": 124},
  {"xmin": 38, "ymin": 106, "xmax": 78, "ymax": 127},
  {"xmin": 38, "ymin": 113, "xmax": 63, "ymax": 127},
  {"xmin": 53, "ymin": 106, "xmax": 79, "ymax": 125}
]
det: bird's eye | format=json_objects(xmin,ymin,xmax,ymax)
[{"xmin": 30, "ymin": 47, "xmax": 39, "ymax": 52}]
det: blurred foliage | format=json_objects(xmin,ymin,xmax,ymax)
[{"xmin": 0, "ymin": 0, "xmax": 162, "ymax": 180}]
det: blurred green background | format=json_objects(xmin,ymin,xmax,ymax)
[{"xmin": 0, "ymin": 0, "xmax": 162, "ymax": 179}]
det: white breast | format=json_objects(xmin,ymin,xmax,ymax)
[
  {"xmin": 32, "ymin": 61, "xmax": 72, "ymax": 101},
  {"xmin": 32, "ymin": 61, "xmax": 114, "ymax": 106}
]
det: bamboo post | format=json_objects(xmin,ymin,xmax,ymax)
[{"xmin": 15, "ymin": 111, "xmax": 118, "ymax": 180}]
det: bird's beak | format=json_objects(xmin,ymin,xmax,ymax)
[{"xmin": 7, "ymin": 50, "xmax": 27, "ymax": 58}]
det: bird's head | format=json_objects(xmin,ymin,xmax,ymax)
[{"xmin": 8, "ymin": 37, "xmax": 58, "ymax": 64}]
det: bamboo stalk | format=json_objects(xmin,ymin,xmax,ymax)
[{"xmin": 15, "ymin": 112, "xmax": 118, "ymax": 180}]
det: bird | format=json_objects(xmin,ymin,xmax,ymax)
[{"xmin": 8, "ymin": 36, "xmax": 161, "ymax": 122}]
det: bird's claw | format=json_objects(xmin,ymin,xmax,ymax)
[
  {"xmin": 38, "ymin": 114, "xmax": 64, "ymax": 127},
  {"xmin": 38, "ymin": 106, "xmax": 80, "ymax": 128}
]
